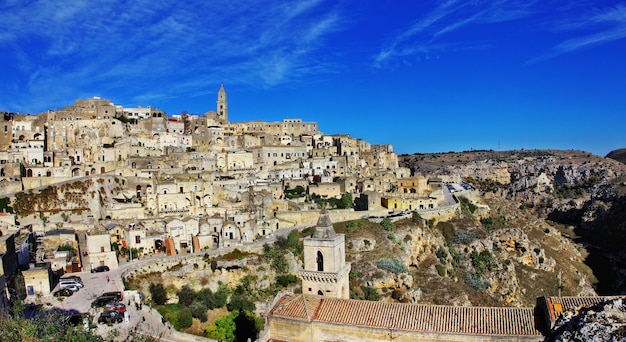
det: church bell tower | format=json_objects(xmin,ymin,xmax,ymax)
[
  {"xmin": 300, "ymin": 210, "xmax": 351, "ymax": 299},
  {"xmin": 216, "ymin": 83, "xmax": 228, "ymax": 122}
]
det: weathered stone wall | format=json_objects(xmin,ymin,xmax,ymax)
[
  {"xmin": 266, "ymin": 318, "xmax": 542, "ymax": 342},
  {"xmin": 22, "ymin": 177, "xmax": 75, "ymax": 190}
]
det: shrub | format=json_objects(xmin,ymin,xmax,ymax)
[
  {"xmin": 464, "ymin": 272, "xmax": 488, "ymax": 291},
  {"xmin": 377, "ymin": 259, "xmax": 408, "ymax": 274},
  {"xmin": 480, "ymin": 217, "xmax": 495, "ymax": 230},
  {"xmin": 276, "ymin": 274, "xmax": 298, "ymax": 287},
  {"xmin": 286, "ymin": 231, "xmax": 303, "ymax": 255},
  {"xmin": 349, "ymin": 269, "xmax": 362, "ymax": 280},
  {"xmin": 177, "ymin": 285, "xmax": 195, "ymax": 307},
  {"xmin": 227, "ymin": 294, "xmax": 256, "ymax": 312},
  {"xmin": 453, "ymin": 230, "xmax": 476, "ymax": 244},
  {"xmin": 391, "ymin": 289, "xmax": 404, "ymax": 300},
  {"xmin": 436, "ymin": 222, "xmax": 455, "ymax": 243},
  {"xmin": 177, "ymin": 308, "xmax": 193, "ymax": 329},
  {"xmin": 381, "ymin": 218, "xmax": 395, "ymax": 232},
  {"xmin": 361, "ymin": 286, "xmax": 380, "ymax": 301},
  {"xmin": 411, "ymin": 211, "xmax": 423, "ymax": 224},
  {"xmin": 471, "ymin": 250, "xmax": 494, "ymax": 275},
  {"xmin": 346, "ymin": 221, "xmax": 358, "ymax": 233},
  {"xmin": 206, "ymin": 312, "xmax": 236, "ymax": 342},
  {"xmin": 436, "ymin": 264, "xmax": 446, "ymax": 277},
  {"xmin": 149, "ymin": 283, "xmax": 167, "ymax": 305},
  {"xmin": 190, "ymin": 301, "xmax": 208, "ymax": 322}
]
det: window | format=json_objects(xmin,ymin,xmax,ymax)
[
  {"xmin": 135, "ymin": 236, "xmax": 141, "ymax": 243},
  {"xmin": 317, "ymin": 251, "xmax": 324, "ymax": 271}
]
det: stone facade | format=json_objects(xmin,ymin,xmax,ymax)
[{"xmin": 300, "ymin": 211, "xmax": 350, "ymax": 299}]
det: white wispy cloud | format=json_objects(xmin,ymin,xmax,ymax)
[
  {"xmin": 529, "ymin": 4, "xmax": 626, "ymax": 63},
  {"xmin": 373, "ymin": 0, "xmax": 538, "ymax": 68},
  {"xmin": 0, "ymin": 0, "xmax": 346, "ymax": 112}
]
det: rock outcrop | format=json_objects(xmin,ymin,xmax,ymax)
[{"xmin": 546, "ymin": 298, "xmax": 626, "ymax": 342}]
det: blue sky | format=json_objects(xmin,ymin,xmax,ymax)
[{"xmin": 1, "ymin": 0, "xmax": 625, "ymax": 156}]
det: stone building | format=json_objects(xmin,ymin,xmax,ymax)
[
  {"xmin": 84, "ymin": 232, "xmax": 118, "ymax": 271},
  {"xmin": 22, "ymin": 263, "xmax": 53, "ymax": 297},
  {"xmin": 300, "ymin": 210, "xmax": 350, "ymax": 299},
  {"xmin": 266, "ymin": 213, "xmax": 543, "ymax": 341}
]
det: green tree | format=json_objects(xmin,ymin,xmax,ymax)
[
  {"xmin": 275, "ymin": 274, "xmax": 298, "ymax": 287},
  {"xmin": 338, "ymin": 193, "xmax": 353, "ymax": 209},
  {"xmin": 266, "ymin": 249, "xmax": 289, "ymax": 274},
  {"xmin": 214, "ymin": 284, "xmax": 230, "ymax": 308},
  {"xmin": 286, "ymin": 230, "xmax": 303, "ymax": 255},
  {"xmin": 177, "ymin": 285, "xmax": 195, "ymax": 307},
  {"xmin": 177, "ymin": 307, "xmax": 193, "ymax": 329},
  {"xmin": 149, "ymin": 283, "xmax": 167, "ymax": 305},
  {"xmin": 190, "ymin": 301, "xmax": 208, "ymax": 322},
  {"xmin": 227, "ymin": 294, "xmax": 256, "ymax": 312},
  {"xmin": 206, "ymin": 312, "xmax": 237, "ymax": 342}
]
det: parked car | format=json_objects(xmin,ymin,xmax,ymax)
[
  {"xmin": 104, "ymin": 302, "xmax": 126, "ymax": 314},
  {"xmin": 60, "ymin": 275, "xmax": 83, "ymax": 284},
  {"xmin": 91, "ymin": 296, "xmax": 117, "ymax": 308},
  {"xmin": 60, "ymin": 284, "xmax": 80, "ymax": 292},
  {"xmin": 101, "ymin": 291, "xmax": 123, "ymax": 301},
  {"xmin": 97, "ymin": 310, "xmax": 124, "ymax": 324},
  {"xmin": 53, "ymin": 288, "xmax": 74, "ymax": 298},
  {"xmin": 91, "ymin": 265, "xmax": 110, "ymax": 273},
  {"xmin": 59, "ymin": 278, "xmax": 84, "ymax": 288}
]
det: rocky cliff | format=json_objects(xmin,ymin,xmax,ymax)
[
  {"xmin": 546, "ymin": 298, "xmax": 626, "ymax": 341},
  {"xmin": 400, "ymin": 149, "xmax": 626, "ymax": 295}
]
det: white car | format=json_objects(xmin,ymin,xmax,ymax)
[{"xmin": 61, "ymin": 284, "xmax": 81, "ymax": 292}]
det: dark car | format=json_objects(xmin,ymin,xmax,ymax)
[
  {"xmin": 97, "ymin": 310, "xmax": 124, "ymax": 324},
  {"xmin": 101, "ymin": 291, "xmax": 123, "ymax": 301},
  {"xmin": 53, "ymin": 288, "xmax": 74, "ymax": 298},
  {"xmin": 91, "ymin": 296, "xmax": 117, "ymax": 308},
  {"xmin": 91, "ymin": 265, "xmax": 110, "ymax": 273}
]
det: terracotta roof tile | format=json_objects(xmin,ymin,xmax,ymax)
[{"xmin": 270, "ymin": 295, "xmax": 543, "ymax": 336}]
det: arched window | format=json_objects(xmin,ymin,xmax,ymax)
[
  {"xmin": 317, "ymin": 290, "xmax": 324, "ymax": 296},
  {"xmin": 316, "ymin": 251, "xmax": 324, "ymax": 271}
]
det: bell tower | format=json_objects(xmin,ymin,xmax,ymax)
[
  {"xmin": 300, "ymin": 209, "xmax": 351, "ymax": 299},
  {"xmin": 216, "ymin": 83, "xmax": 228, "ymax": 122}
]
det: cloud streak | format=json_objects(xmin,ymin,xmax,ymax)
[
  {"xmin": 0, "ymin": 0, "xmax": 345, "ymax": 112},
  {"xmin": 529, "ymin": 4, "xmax": 626, "ymax": 63},
  {"xmin": 373, "ymin": 0, "xmax": 538, "ymax": 68}
]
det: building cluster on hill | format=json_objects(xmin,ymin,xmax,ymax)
[{"xmin": 0, "ymin": 84, "xmax": 459, "ymax": 309}]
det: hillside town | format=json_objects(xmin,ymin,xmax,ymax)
[{"xmin": 0, "ymin": 84, "xmax": 461, "ymax": 315}]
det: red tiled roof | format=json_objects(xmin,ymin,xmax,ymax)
[
  {"xmin": 544, "ymin": 296, "xmax": 626, "ymax": 323},
  {"xmin": 269, "ymin": 295, "xmax": 543, "ymax": 337}
]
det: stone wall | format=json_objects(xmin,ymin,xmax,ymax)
[
  {"xmin": 276, "ymin": 208, "xmax": 389, "ymax": 228},
  {"xmin": 267, "ymin": 318, "xmax": 542, "ymax": 342}
]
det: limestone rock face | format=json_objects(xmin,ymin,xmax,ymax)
[
  {"xmin": 402, "ymin": 228, "xmax": 441, "ymax": 267},
  {"xmin": 350, "ymin": 238, "xmax": 376, "ymax": 252},
  {"xmin": 368, "ymin": 272, "xmax": 414, "ymax": 291},
  {"xmin": 547, "ymin": 299, "xmax": 626, "ymax": 342}
]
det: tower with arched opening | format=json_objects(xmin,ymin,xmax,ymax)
[{"xmin": 300, "ymin": 209, "xmax": 350, "ymax": 299}]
